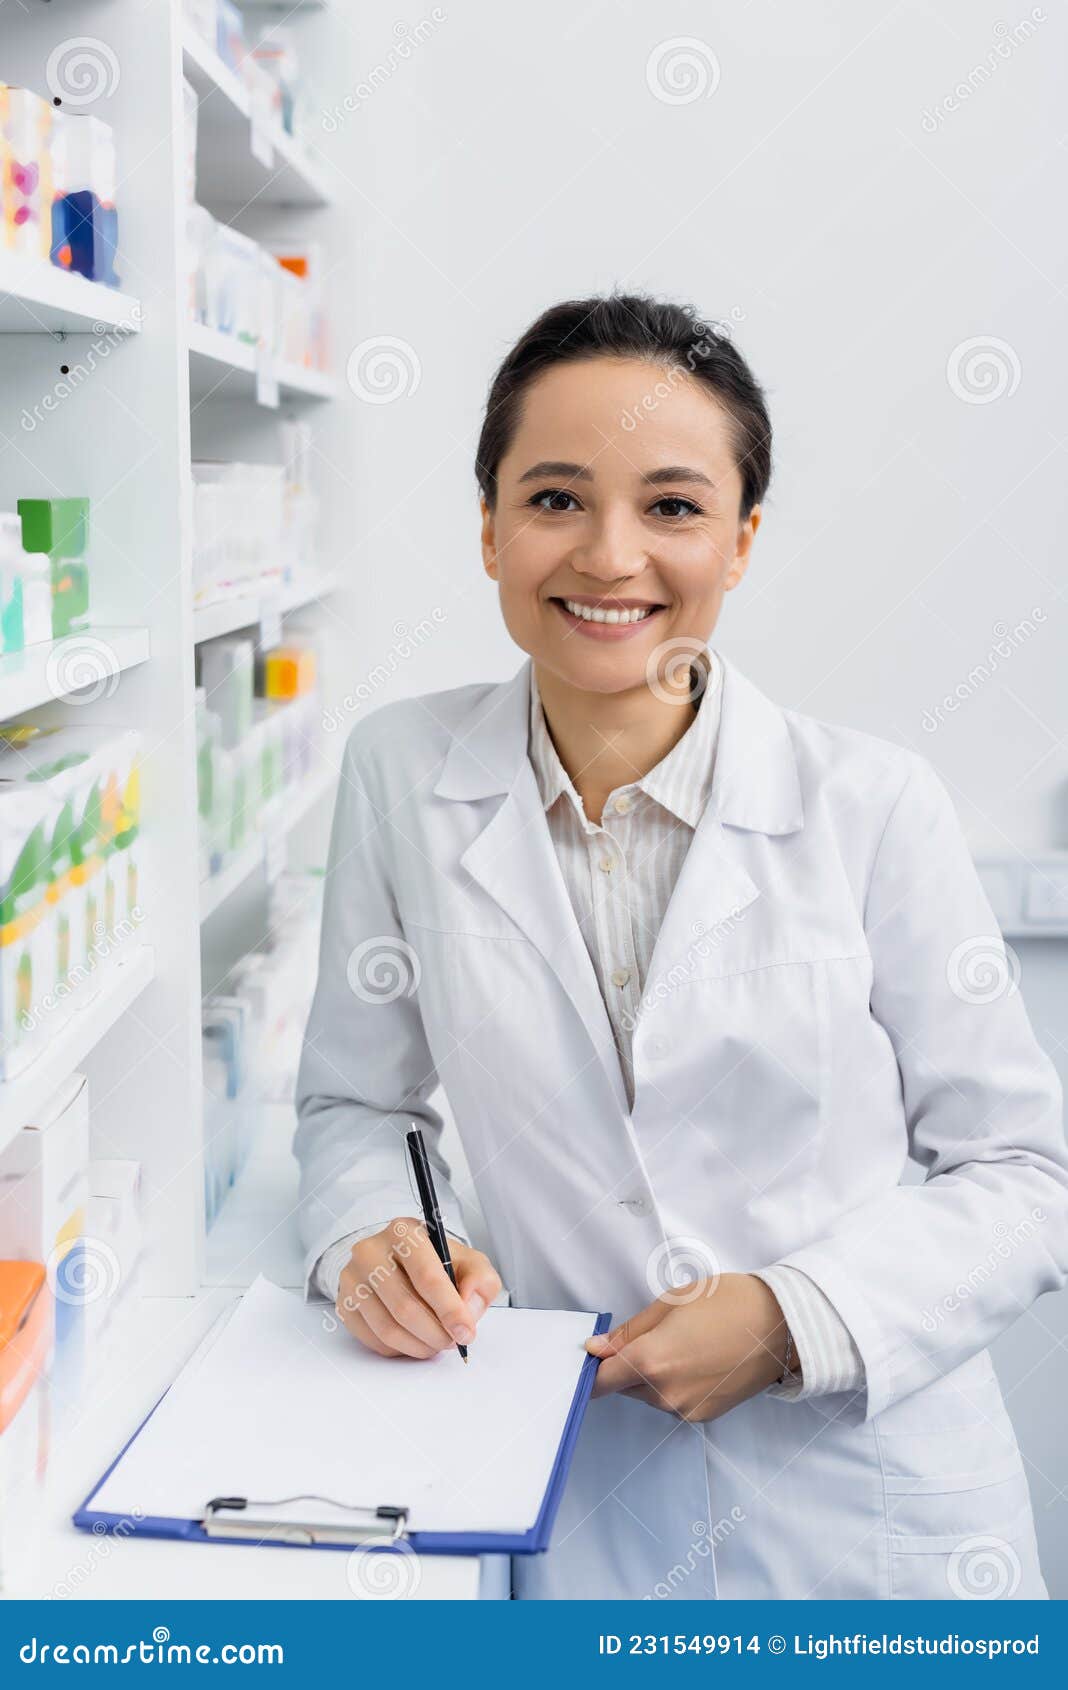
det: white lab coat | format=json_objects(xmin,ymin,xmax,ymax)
[{"xmin": 295, "ymin": 655, "xmax": 1068, "ymax": 1600}]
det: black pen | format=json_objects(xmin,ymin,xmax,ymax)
[{"xmin": 406, "ymin": 1126, "xmax": 469, "ymax": 1363}]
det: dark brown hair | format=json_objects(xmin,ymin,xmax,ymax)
[{"xmin": 475, "ymin": 293, "xmax": 772, "ymax": 520}]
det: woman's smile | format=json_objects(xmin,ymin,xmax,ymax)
[{"xmin": 550, "ymin": 592, "xmax": 667, "ymax": 639}]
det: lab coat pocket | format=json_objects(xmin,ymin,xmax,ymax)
[{"xmin": 874, "ymin": 1350, "xmax": 1040, "ymax": 1595}]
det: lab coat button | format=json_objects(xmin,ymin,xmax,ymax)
[{"xmin": 648, "ymin": 1036, "xmax": 669, "ymax": 1058}]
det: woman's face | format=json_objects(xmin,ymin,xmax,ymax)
[{"xmin": 481, "ymin": 355, "xmax": 760, "ymax": 696}]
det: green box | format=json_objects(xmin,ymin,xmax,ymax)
[{"xmin": 17, "ymin": 497, "xmax": 91, "ymax": 638}]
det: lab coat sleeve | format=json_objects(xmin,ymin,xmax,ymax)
[
  {"xmin": 754, "ymin": 1264, "xmax": 865, "ymax": 1399},
  {"xmin": 293, "ymin": 719, "xmax": 468, "ymax": 1296},
  {"xmin": 773, "ymin": 753, "xmax": 1068, "ymax": 1421}
]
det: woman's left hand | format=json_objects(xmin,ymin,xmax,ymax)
[{"xmin": 586, "ymin": 1273, "xmax": 793, "ymax": 1422}]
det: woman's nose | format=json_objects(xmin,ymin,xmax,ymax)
[{"xmin": 570, "ymin": 512, "xmax": 647, "ymax": 581}]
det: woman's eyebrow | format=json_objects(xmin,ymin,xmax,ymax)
[
  {"xmin": 517, "ymin": 460, "xmax": 593, "ymax": 484},
  {"xmin": 642, "ymin": 465, "xmax": 717, "ymax": 489}
]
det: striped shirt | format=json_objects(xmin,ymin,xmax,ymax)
[{"xmin": 528, "ymin": 652, "xmax": 864, "ymax": 1401}]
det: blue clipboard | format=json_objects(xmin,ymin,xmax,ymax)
[{"xmin": 73, "ymin": 1311, "xmax": 612, "ymax": 1557}]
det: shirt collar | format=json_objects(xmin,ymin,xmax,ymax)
[{"xmin": 527, "ymin": 648, "xmax": 723, "ymax": 830}]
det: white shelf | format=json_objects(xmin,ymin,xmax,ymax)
[
  {"xmin": 192, "ymin": 572, "xmax": 338, "ymax": 643},
  {"xmin": 182, "ymin": 27, "xmax": 332, "ymax": 209},
  {"xmin": 0, "ymin": 946, "xmax": 155, "ymax": 1156},
  {"xmin": 0, "ymin": 625, "xmax": 151, "ymax": 720},
  {"xmin": 200, "ymin": 761, "xmax": 337, "ymax": 921},
  {"xmin": 0, "ymin": 255, "xmax": 142, "ymax": 335},
  {"xmin": 977, "ymin": 852, "xmax": 1068, "ymax": 939},
  {"xmin": 188, "ymin": 320, "xmax": 337, "ymax": 402}
]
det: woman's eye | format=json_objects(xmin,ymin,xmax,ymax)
[
  {"xmin": 650, "ymin": 496, "xmax": 702, "ymax": 519},
  {"xmin": 529, "ymin": 488, "xmax": 582, "ymax": 513}
]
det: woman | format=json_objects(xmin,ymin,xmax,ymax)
[{"xmin": 295, "ymin": 294, "xmax": 1068, "ymax": 1600}]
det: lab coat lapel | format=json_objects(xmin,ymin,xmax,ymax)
[
  {"xmin": 434, "ymin": 663, "xmax": 630, "ymax": 1117},
  {"xmin": 638, "ymin": 656, "xmax": 805, "ymax": 1013}
]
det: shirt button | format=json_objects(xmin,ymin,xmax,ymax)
[
  {"xmin": 598, "ymin": 855, "xmax": 615, "ymax": 874},
  {"xmin": 613, "ymin": 794, "xmax": 633, "ymax": 815},
  {"xmin": 611, "ymin": 967, "xmax": 631, "ymax": 988}
]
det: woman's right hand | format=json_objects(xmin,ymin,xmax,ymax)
[{"xmin": 336, "ymin": 1217, "xmax": 502, "ymax": 1359}]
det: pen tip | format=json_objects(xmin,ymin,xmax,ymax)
[{"xmin": 461, "ymin": 1352, "xmax": 469, "ymax": 1364}]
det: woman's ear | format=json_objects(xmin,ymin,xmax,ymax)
[
  {"xmin": 480, "ymin": 497, "xmax": 499, "ymax": 581},
  {"xmin": 725, "ymin": 504, "xmax": 760, "ymax": 592}
]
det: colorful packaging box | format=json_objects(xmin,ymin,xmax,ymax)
[
  {"xmin": 0, "ymin": 85, "xmax": 54, "ymax": 264},
  {"xmin": 16, "ymin": 498, "xmax": 91, "ymax": 640},
  {"xmin": 0, "ymin": 726, "xmax": 142, "ymax": 1073},
  {"xmin": 49, "ymin": 111, "xmax": 119, "ymax": 288},
  {"xmin": 0, "ymin": 1261, "xmax": 51, "ymax": 1597},
  {"xmin": 259, "ymin": 643, "xmax": 317, "ymax": 701}
]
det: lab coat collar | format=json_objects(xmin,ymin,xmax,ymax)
[
  {"xmin": 434, "ymin": 653, "xmax": 804, "ymax": 837},
  {"xmin": 432, "ymin": 654, "xmax": 803, "ymax": 1118}
]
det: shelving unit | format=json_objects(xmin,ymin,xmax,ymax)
[
  {"xmin": 182, "ymin": 28, "xmax": 332, "ymax": 210},
  {"xmin": 192, "ymin": 569, "xmax": 337, "ymax": 643},
  {"xmin": 200, "ymin": 762, "xmax": 336, "ymax": 921},
  {"xmin": 188, "ymin": 321, "xmax": 337, "ymax": 402},
  {"xmin": 0, "ymin": 0, "xmax": 349, "ymax": 1303},
  {"xmin": 0, "ymin": 255, "xmax": 143, "ymax": 334},
  {"xmin": 0, "ymin": 625, "xmax": 151, "ymax": 717},
  {"xmin": 0, "ymin": 949, "xmax": 155, "ymax": 1159},
  {"xmin": 976, "ymin": 852, "xmax": 1068, "ymax": 938}
]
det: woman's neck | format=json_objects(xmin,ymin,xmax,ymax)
[{"xmin": 534, "ymin": 662, "xmax": 696, "ymax": 827}]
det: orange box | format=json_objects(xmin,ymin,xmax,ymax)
[
  {"xmin": 262, "ymin": 645, "xmax": 316, "ymax": 700},
  {"xmin": 0, "ymin": 1261, "xmax": 52, "ymax": 1434}
]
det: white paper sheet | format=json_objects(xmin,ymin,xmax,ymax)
[{"xmin": 90, "ymin": 1276, "xmax": 599, "ymax": 1536}]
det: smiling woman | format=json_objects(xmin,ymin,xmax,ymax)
[{"xmin": 295, "ymin": 292, "xmax": 1068, "ymax": 1602}]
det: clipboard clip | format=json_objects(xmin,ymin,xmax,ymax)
[{"xmin": 202, "ymin": 1495, "xmax": 410, "ymax": 1548}]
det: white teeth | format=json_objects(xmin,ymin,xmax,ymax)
[{"xmin": 562, "ymin": 599, "xmax": 656, "ymax": 624}]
